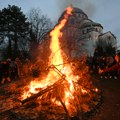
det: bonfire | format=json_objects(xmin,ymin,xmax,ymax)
[{"xmin": 19, "ymin": 6, "xmax": 100, "ymax": 120}]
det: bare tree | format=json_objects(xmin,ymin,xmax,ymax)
[{"xmin": 28, "ymin": 8, "xmax": 53, "ymax": 43}]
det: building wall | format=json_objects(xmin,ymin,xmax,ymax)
[
  {"xmin": 61, "ymin": 7, "xmax": 117, "ymax": 57},
  {"xmin": 41, "ymin": 7, "xmax": 117, "ymax": 59}
]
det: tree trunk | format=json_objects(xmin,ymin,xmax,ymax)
[
  {"xmin": 14, "ymin": 33, "xmax": 18, "ymax": 58},
  {"xmin": 7, "ymin": 34, "xmax": 12, "ymax": 58}
]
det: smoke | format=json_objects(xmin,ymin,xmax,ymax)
[{"xmin": 56, "ymin": 0, "xmax": 96, "ymax": 17}]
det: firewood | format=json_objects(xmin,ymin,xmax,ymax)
[
  {"xmin": 21, "ymin": 78, "xmax": 65, "ymax": 105},
  {"xmin": 58, "ymin": 96, "xmax": 70, "ymax": 120}
]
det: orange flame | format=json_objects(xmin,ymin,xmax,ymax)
[
  {"xmin": 49, "ymin": 6, "xmax": 75, "ymax": 106},
  {"xmin": 49, "ymin": 6, "xmax": 73, "ymax": 68}
]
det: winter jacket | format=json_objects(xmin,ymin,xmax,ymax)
[{"xmin": 103, "ymin": 62, "xmax": 120, "ymax": 75}]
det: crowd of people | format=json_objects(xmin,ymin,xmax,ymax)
[
  {"xmin": 1, "ymin": 50, "xmax": 120, "ymax": 84},
  {"xmin": 87, "ymin": 51, "xmax": 120, "ymax": 79},
  {"xmin": 0, "ymin": 58, "xmax": 31, "ymax": 84}
]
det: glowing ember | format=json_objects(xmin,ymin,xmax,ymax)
[{"xmin": 21, "ymin": 6, "xmax": 99, "ymax": 117}]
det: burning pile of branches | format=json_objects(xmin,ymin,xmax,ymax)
[{"xmin": 17, "ymin": 6, "xmax": 101, "ymax": 120}]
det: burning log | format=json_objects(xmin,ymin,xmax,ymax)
[
  {"xmin": 21, "ymin": 76, "xmax": 66, "ymax": 105},
  {"xmin": 58, "ymin": 96, "xmax": 70, "ymax": 120},
  {"xmin": 48, "ymin": 64, "xmax": 66, "ymax": 77},
  {"xmin": 21, "ymin": 86, "xmax": 55, "ymax": 105}
]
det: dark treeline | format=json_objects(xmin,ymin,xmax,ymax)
[{"xmin": 0, "ymin": 5, "xmax": 53, "ymax": 60}]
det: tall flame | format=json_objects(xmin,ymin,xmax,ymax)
[
  {"xmin": 49, "ymin": 6, "xmax": 73, "ymax": 68},
  {"xmin": 48, "ymin": 6, "xmax": 74, "ymax": 106}
]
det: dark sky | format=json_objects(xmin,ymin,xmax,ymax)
[{"xmin": 0, "ymin": 0, "xmax": 120, "ymax": 44}]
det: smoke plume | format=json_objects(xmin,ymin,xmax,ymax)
[{"xmin": 56, "ymin": 0, "xmax": 96, "ymax": 17}]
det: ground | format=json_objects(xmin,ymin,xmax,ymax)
[
  {"xmin": 0, "ymin": 75, "xmax": 120, "ymax": 120},
  {"xmin": 90, "ymin": 74, "xmax": 120, "ymax": 120}
]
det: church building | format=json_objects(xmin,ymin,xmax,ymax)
[{"xmin": 58, "ymin": 7, "xmax": 117, "ymax": 57}]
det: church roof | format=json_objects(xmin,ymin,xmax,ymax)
[
  {"xmin": 59, "ymin": 7, "xmax": 88, "ymax": 21},
  {"xmin": 73, "ymin": 7, "xmax": 85, "ymax": 14},
  {"xmin": 72, "ymin": 7, "xmax": 88, "ymax": 18},
  {"xmin": 99, "ymin": 31, "xmax": 116, "ymax": 39},
  {"xmin": 81, "ymin": 21, "xmax": 103, "ymax": 28}
]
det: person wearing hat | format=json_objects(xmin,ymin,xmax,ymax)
[{"xmin": 99, "ymin": 52, "xmax": 120, "ymax": 77}]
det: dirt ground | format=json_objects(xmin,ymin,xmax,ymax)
[
  {"xmin": 0, "ymin": 75, "xmax": 120, "ymax": 120},
  {"xmin": 90, "ymin": 74, "xmax": 120, "ymax": 120}
]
